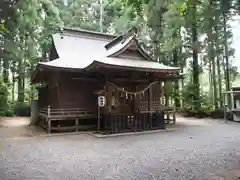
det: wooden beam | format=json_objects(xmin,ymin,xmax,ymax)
[
  {"xmin": 72, "ymin": 77, "xmax": 99, "ymax": 81},
  {"xmin": 108, "ymin": 78, "xmax": 148, "ymax": 83}
]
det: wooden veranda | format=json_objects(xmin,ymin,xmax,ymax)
[{"xmin": 37, "ymin": 101, "xmax": 176, "ymax": 134}]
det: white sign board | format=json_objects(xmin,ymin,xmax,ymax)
[{"xmin": 98, "ymin": 96, "xmax": 106, "ymax": 107}]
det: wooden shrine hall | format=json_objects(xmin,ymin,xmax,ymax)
[{"xmin": 31, "ymin": 28, "xmax": 183, "ymax": 134}]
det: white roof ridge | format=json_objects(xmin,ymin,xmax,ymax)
[{"xmin": 59, "ymin": 32, "xmax": 113, "ymax": 42}]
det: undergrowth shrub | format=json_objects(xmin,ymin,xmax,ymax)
[
  {"xmin": 0, "ymin": 76, "xmax": 10, "ymax": 116},
  {"xmin": 13, "ymin": 102, "xmax": 30, "ymax": 117},
  {"xmin": 181, "ymin": 83, "xmax": 214, "ymax": 118}
]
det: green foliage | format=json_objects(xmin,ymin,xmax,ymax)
[
  {"xmin": 0, "ymin": 0, "xmax": 239, "ymax": 119},
  {"xmin": 0, "ymin": 76, "xmax": 9, "ymax": 114},
  {"xmin": 13, "ymin": 102, "xmax": 31, "ymax": 117},
  {"xmin": 0, "ymin": 24, "xmax": 8, "ymax": 34},
  {"xmin": 120, "ymin": 0, "xmax": 145, "ymax": 16},
  {"xmin": 3, "ymin": 109, "xmax": 14, "ymax": 117},
  {"xmin": 0, "ymin": 76, "xmax": 14, "ymax": 117},
  {"xmin": 181, "ymin": 82, "xmax": 213, "ymax": 117}
]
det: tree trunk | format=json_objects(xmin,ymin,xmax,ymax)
[
  {"xmin": 2, "ymin": 35, "xmax": 9, "ymax": 84},
  {"xmin": 42, "ymin": 43, "xmax": 48, "ymax": 62},
  {"xmin": 3, "ymin": 58, "xmax": 9, "ymax": 84},
  {"xmin": 0, "ymin": 58, "xmax": 2, "ymax": 74},
  {"xmin": 12, "ymin": 71, "xmax": 15, "ymax": 102},
  {"xmin": 216, "ymin": 53, "xmax": 223, "ymax": 107},
  {"xmin": 154, "ymin": 19, "xmax": 163, "ymax": 62},
  {"xmin": 30, "ymin": 59, "xmax": 35, "ymax": 101},
  {"xmin": 152, "ymin": 0, "xmax": 164, "ymax": 63},
  {"xmin": 199, "ymin": 53, "xmax": 203, "ymax": 93},
  {"xmin": 207, "ymin": 25, "xmax": 217, "ymax": 108},
  {"xmin": 17, "ymin": 38, "xmax": 25, "ymax": 103},
  {"xmin": 223, "ymin": 12, "xmax": 231, "ymax": 107},
  {"xmin": 191, "ymin": 3, "xmax": 200, "ymax": 110},
  {"xmin": 179, "ymin": 31, "xmax": 184, "ymax": 108},
  {"xmin": 173, "ymin": 49, "xmax": 180, "ymax": 108},
  {"xmin": 209, "ymin": 61, "xmax": 213, "ymax": 104},
  {"xmin": 214, "ymin": 11, "xmax": 223, "ymax": 108},
  {"xmin": 17, "ymin": 64, "xmax": 24, "ymax": 103},
  {"xmin": 211, "ymin": 59, "xmax": 217, "ymax": 108}
]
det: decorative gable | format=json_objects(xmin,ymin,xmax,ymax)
[{"xmin": 105, "ymin": 29, "xmax": 153, "ymax": 61}]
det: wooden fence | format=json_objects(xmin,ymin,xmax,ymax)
[
  {"xmin": 101, "ymin": 112, "xmax": 165, "ymax": 134},
  {"xmin": 140, "ymin": 101, "xmax": 176, "ymax": 124}
]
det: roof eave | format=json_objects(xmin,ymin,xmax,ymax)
[
  {"xmin": 84, "ymin": 60, "xmax": 181, "ymax": 73},
  {"xmin": 134, "ymin": 39, "xmax": 153, "ymax": 61}
]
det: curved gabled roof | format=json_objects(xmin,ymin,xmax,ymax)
[{"xmin": 31, "ymin": 28, "xmax": 182, "ymax": 83}]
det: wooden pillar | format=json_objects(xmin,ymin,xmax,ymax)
[
  {"xmin": 107, "ymin": 84, "xmax": 112, "ymax": 114},
  {"xmin": 162, "ymin": 80, "xmax": 169, "ymax": 120},
  {"xmin": 57, "ymin": 71, "xmax": 60, "ymax": 108},
  {"xmin": 97, "ymin": 105, "xmax": 100, "ymax": 132},
  {"xmin": 135, "ymin": 95, "xmax": 140, "ymax": 113},
  {"xmin": 233, "ymin": 94, "xmax": 236, "ymax": 109},
  {"xmin": 47, "ymin": 105, "xmax": 51, "ymax": 117},
  {"xmin": 231, "ymin": 93, "xmax": 234, "ymax": 110},
  {"xmin": 148, "ymin": 85, "xmax": 153, "ymax": 128},
  {"xmin": 75, "ymin": 119, "xmax": 79, "ymax": 132},
  {"xmin": 30, "ymin": 100, "xmax": 38, "ymax": 125},
  {"xmin": 47, "ymin": 105, "xmax": 51, "ymax": 134}
]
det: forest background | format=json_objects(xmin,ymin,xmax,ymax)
[{"xmin": 0, "ymin": 0, "xmax": 239, "ymax": 118}]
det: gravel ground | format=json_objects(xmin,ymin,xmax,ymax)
[{"xmin": 1, "ymin": 118, "xmax": 240, "ymax": 180}]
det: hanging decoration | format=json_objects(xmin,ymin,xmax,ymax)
[
  {"xmin": 160, "ymin": 81, "xmax": 166, "ymax": 105},
  {"xmin": 160, "ymin": 96, "xmax": 166, "ymax": 105},
  {"xmin": 107, "ymin": 81, "xmax": 158, "ymax": 95},
  {"xmin": 160, "ymin": 81, "xmax": 165, "ymax": 96}
]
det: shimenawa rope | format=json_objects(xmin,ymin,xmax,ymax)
[{"xmin": 107, "ymin": 81, "xmax": 158, "ymax": 95}]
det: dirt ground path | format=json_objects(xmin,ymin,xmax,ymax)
[
  {"xmin": 0, "ymin": 117, "xmax": 30, "ymax": 127},
  {"xmin": 0, "ymin": 117, "xmax": 45, "ymax": 139}
]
